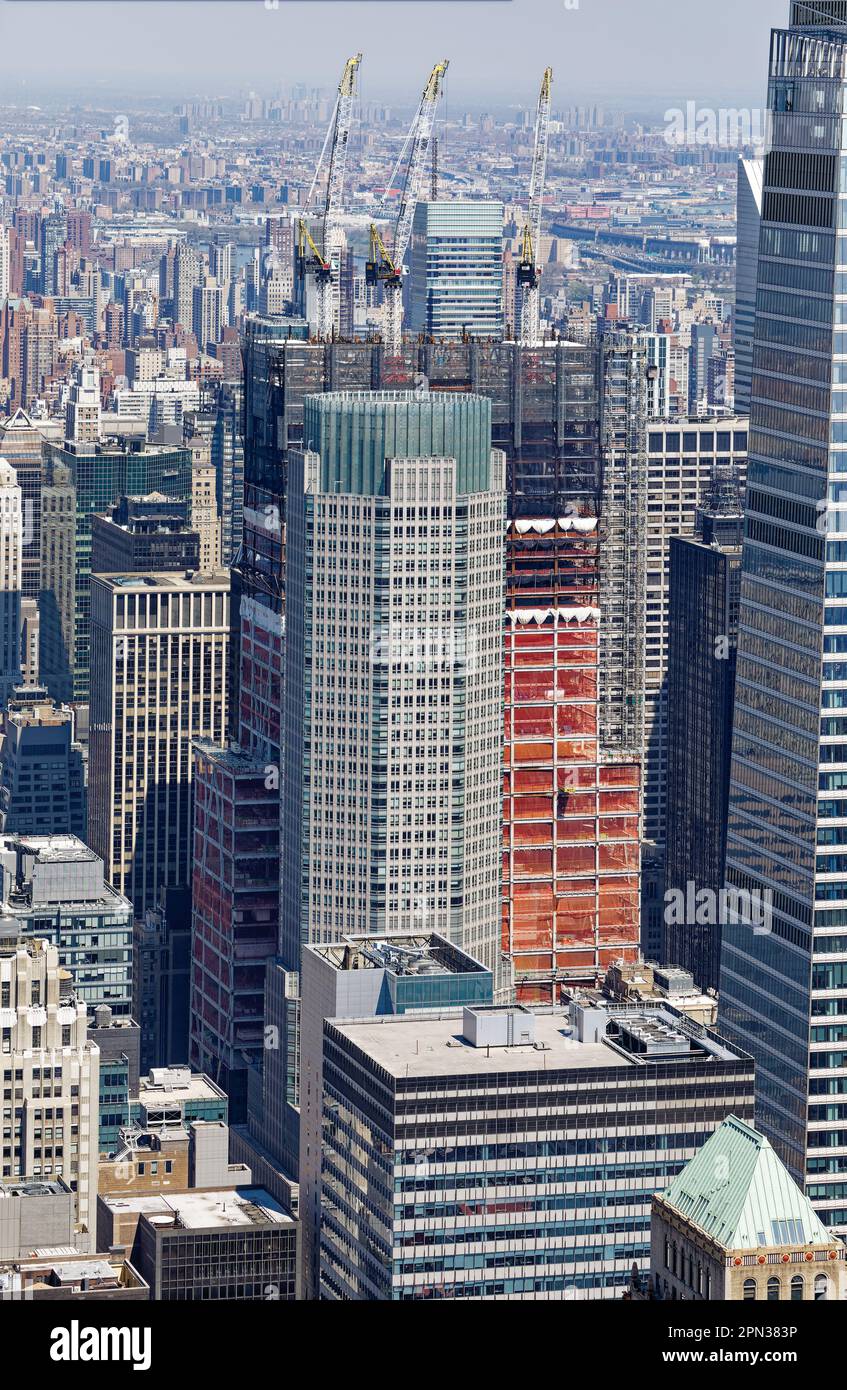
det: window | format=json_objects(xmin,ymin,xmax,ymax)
[
  {"xmin": 743, "ymin": 1279, "xmax": 757, "ymax": 1300},
  {"xmin": 791, "ymin": 1275, "xmax": 804, "ymax": 1301},
  {"xmin": 767, "ymin": 1276, "xmax": 781, "ymax": 1301},
  {"xmin": 815, "ymin": 1273, "xmax": 829, "ymax": 1301}
]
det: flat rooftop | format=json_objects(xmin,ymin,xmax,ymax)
[
  {"xmin": 137, "ymin": 1068, "xmax": 226, "ymax": 1106},
  {"xmin": 98, "ymin": 569, "xmax": 230, "ymax": 592},
  {"xmin": 0, "ymin": 1178, "xmax": 70, "ymax": 1199},
  {"xmin": 330, "ymin": 1011, "xmax": 629, "ymax": 1078},
  {"xmin": 329, "ymin": 1007, "xmax": 738, "ymax": 1079},
  {"xmin": 310, "ymin": 932, "xmax": 488, "ymax": 978},
  {"xmin": 4, "ymin": 834, "xmax": 97, "ymax": 863},
  {"xmin": 101, "ymin": 1187, "xmax": 292, "ymax": 1230}
]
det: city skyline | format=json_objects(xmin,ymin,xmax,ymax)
[
  {"xmin": 0, "ymin": 0, "xmax": 842, "ymax": 1341},
  {"xmin": 0, "ymin": 0, "xmax": 786, "ymax": 107}
]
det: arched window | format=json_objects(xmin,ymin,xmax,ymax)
[
  {"xmin": 790, "ymin": 1275, "xmax": 804, "ymax": 1301},
  {"xmin": 743, "ymin": 1278, "xmax": 757, "ymax": 1300},
  {"xmin": 767, "ymin": 1276, "xmax": 781, "ymax": 1301},
  {"xmin": 815, "ymin": 1273, "xmax": 829, "ymax": 1301}
]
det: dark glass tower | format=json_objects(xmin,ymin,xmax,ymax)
[
  {"xmin": 665, "ymin": 469, "xmax": 744, "ymax": 991},
  {"xmin": 718, "ymin": 2, "xmax": 847, "ymax": 1227}
]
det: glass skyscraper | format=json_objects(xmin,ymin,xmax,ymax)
[
  {"xmin": 718, "ymin": 0, "xmax": 847, "ymax": 1229},
  {"xmin": 408, "ymin": 201, "xmax": 504, "ymax": 340}
]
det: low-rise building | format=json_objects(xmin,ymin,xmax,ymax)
[
  {"xmin": 99, "ymin": 1185, "xmax": 298, "ymax": 1301},
  {"xmin": 641, "ymin": 1115, "xmax": 847, "ymax": 1301},
  {"xmin": 0, "ymin": 1176, "xmax": 76, "ymax": 1259},
  {"xmin": 0, "ymin": 1249, "xmax": 148, "ymax": 1301}
]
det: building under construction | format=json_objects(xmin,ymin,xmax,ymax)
[
  {"xmin": 503, "ymin": 517, "xmax": 641, "ymax": 1002},
  {"xmin": 243, "ymin": 326, "xmax": 600, "ymax": 510},
  {"xmin": 237, "ymin": 323, "xmax": 649, "ymax": 1003}
]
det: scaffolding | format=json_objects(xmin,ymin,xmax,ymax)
[
  {"xmin": 597, "ymin": 329, "xmax": 648, "ymax": 768},
  {"xmin": 502, "ymin": 519, "xmax": 641, "ymax": 1001}
]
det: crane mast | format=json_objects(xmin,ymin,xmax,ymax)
[
  {"xmin": 518, "ymin": 67, "xmax": 552, "ymax": 346},
  {"xmin": 366, "ymin": 59, "xmax": 448, "ymax": 355},
  {"xmin": 299, "ymin": 52, "xmax": 362, "ymax": 338}
]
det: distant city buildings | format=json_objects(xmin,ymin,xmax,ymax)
[{"xmin": 0, "ymin": 16, "xmax": 807, "ymax": 1309}]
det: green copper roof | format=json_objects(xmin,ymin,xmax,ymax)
[
  {"xmin": 660, "ymin": 1115, "xmax": 833, "ymax": 1250},
  {"xmin": 302, "ymin": 390, "xmax": 493, "ymax": 497}
]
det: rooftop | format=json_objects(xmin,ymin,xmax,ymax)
[
  {"xmin": 0, "ymin": 1178, "xmax": 70, "ymax": 1199},
  {"xmin": 99, "ymin": 568, "xmax": 230, "ymax": 592},
  {"xmin": 101, "ymin": 1186, "xmax": 292, "ymax": 1230},
  {"xmin": 3, "ymin": 834, "xmax": 97, "ymax": 864},
  {"xmin": 136, "ymin": 1066, "xmax": 226, "ymax": 1107},
  {"xmin": 327, "ymin": 1004, "xmax": 740, "ymax": 1080},
  {"xmin": 661, "ymin": 1116, "xmax": 837, "ymax": 1251},
  {"xmin": 309, "ymin": 931, "xmax": 488, "ymax": 978}
]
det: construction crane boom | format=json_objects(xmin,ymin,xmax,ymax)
[
  {"xmin": 366, "ymin": 59, "xmax": 448, "ymax": 355},
  {"xmin": 299, "ymin": 53, "xmax": 362, "ymax": 338},
  {"xmin": 518, "ymin": 67, "xmax": 553, "ymax": 346}
]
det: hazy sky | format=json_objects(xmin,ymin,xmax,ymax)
[{"xmin": 0, "ymin": 0, "xmax": 788, "ymax": 108}]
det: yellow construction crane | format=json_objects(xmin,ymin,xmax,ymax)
[
  {"xmin": 518, "ymin": 67, "xmax": 553, "ymax": 345},
  {"xmin": 366, "ymin": 59, "xmax": 449, "ymax": 353}
]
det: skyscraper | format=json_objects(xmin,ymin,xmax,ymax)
[
  {"xmin": 0, "ymin": 687, "xmax": 85, "ymax": 839},
  {"xmin": 718, "ymin": 1, "xmax": 847, "ymax": 1225},
  {"xmin": 64, "ymin": 359, "xmax": 101, "ymax": 444},
  {"xmin": 87, "ymin": 569, "xmax": 229, "ymax": 918},
  {"xmin": 274, "ymin": 391, "xmax": 505, "ymax": 1166},
  {"xmin": 173, "ymin": 242, "xmax": 202, "ymax": 333},
  {"xmin": 210, "ymin": 382, "xmax": 244, "ymax": 566},
  {"xmin": 664, "ymin": 470, "xmax": 744, "ymax": 991},
  {"xmin": 734, "ymin": 159, "xmax": 764, "ymax": 418},
  {"xmin": 409, "ymin": 201, "xmax": 504, "ymax": 340},
  {"xmin": 0, "ymin": 407, "xmax": 47, "ymax": 603},
  {"xmin": 0, "ymin": 934, "xmax": 99, "ymax": 1247},
  {"xmin": 40, "ymin": 438, "xmax": 192, "ymax": 704},
  {"xmin": 281, "ymin": 390, "xmax": 505, "ymax": 977},
  {"xmin": 39, "ymin": 212, "xmax": 67, "ymax": 297},
  {"xmin": 0, "ymin": 459, "xmax": 23, "ymax": 702},
  {"xmin": 643, "ymin": 418, "xmax": 749, "ymax": 843},
  {"xmin": 502, "ymin": 516, "xmax": 641, "ymax": 1000},
  {"xmin": 0, "ymin": 224, "xmax": 9, "ymax": 304},
  {"xmin": 192, "ymin": 276, "xmax": 225, "ymax": 352}
]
